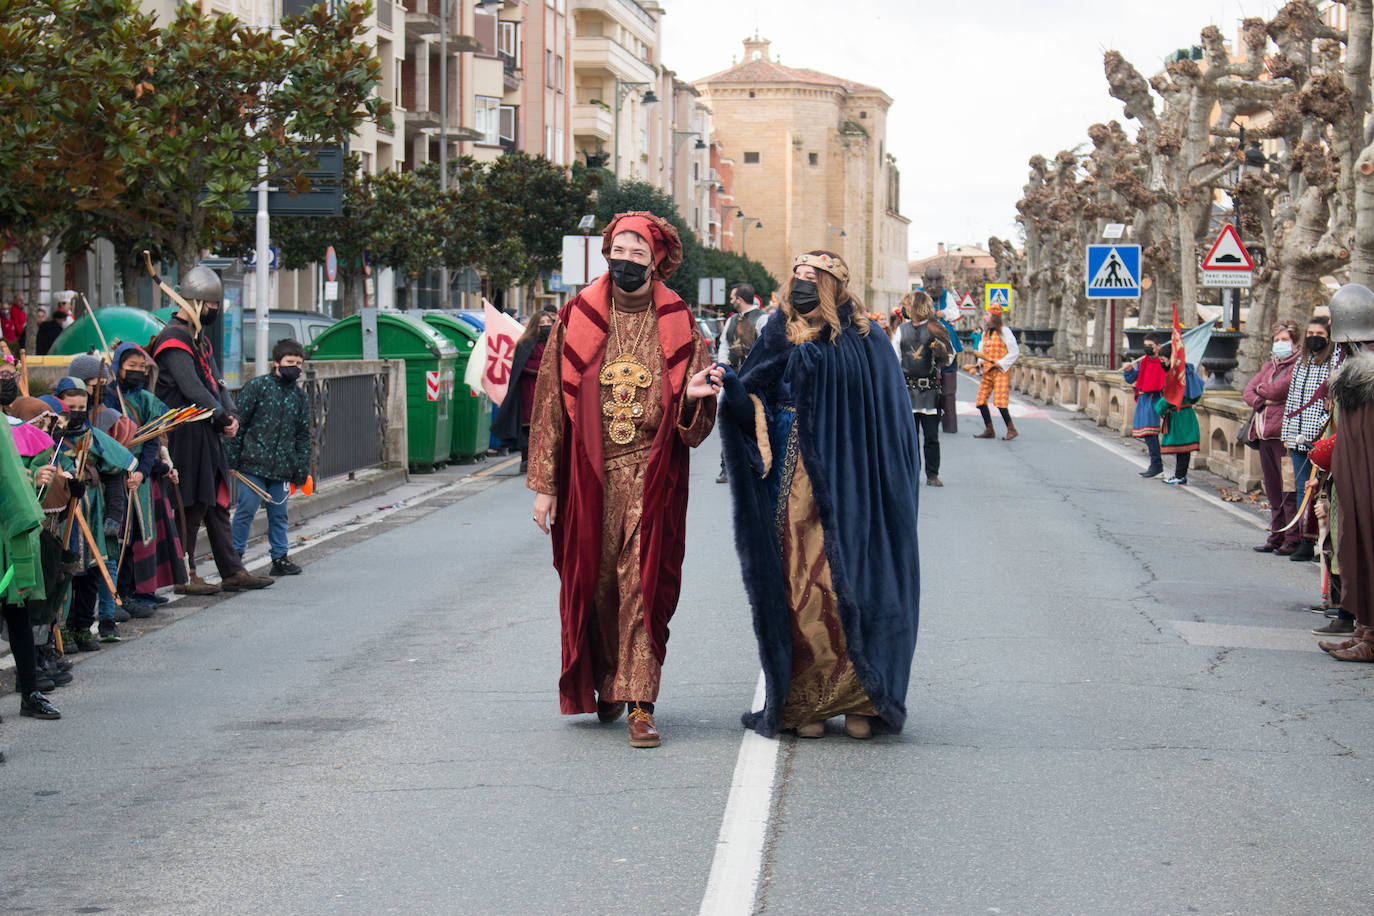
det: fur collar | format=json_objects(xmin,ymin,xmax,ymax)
[{"xmin": 1330, "ymin": 348, "xmax": 1374, "ymax": 410}]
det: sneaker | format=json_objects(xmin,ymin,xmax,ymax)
[
  {"xmin": 715, "ymin": 471, "xmax": 728, "ymax": 484},
  {"xmin": 119, "ymin": 595, "xmax": 157, "ymax": 619},
  {"xmin": 270, "ymin": 556, "xmax": 302, "ymax": 577},
  {"xmin": 1163, "ymin": 476, "xmax": 1187, "ymax": 486},
  {"xmin": 64, "ymin": 628, "xmax": 101, "ymax": 653},
  {"xmin": 139, "ymin": 592, "xmax": 170, "ymax": 606},
  {"xmin": 1313, "ymin": 618, "xmax": 1355, "ymax": 637},
  {"xmin": 98, "ymin": 620, "xmax": 122, "ymax": 643}
]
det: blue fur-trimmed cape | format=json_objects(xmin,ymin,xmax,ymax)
[{"xmin": 720, "ymin": 309, "xmax": 922, "ymax": 737}]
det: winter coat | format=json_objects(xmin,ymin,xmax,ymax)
[
  {"xmin": 225, "ymin": 374, "xmax": 310, "ymax": 485},
  {"xmin": 1243, "ymin": 351, "xmax": 1300, "ymax": 440}
]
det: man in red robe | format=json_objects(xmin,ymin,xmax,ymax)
[{"xmin": 527, "ymin": 211, "xmax": 722, "ymax": 748}]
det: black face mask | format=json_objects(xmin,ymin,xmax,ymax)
[
  {"xmin": 791, "ymin": 279, "xmax": 821, "ymax": 315},
  {"xmin": 608, "ymin": 258, "xmax": 650, "ymax": 292},
  {"xmin": 276, "ymin": 365, "xmax": 301, "ymax": 385},
  {"xmin": 1306, "ymin": 335, "xmax": 1328, "ymax": 352},
  {"xmin": 538, "ymin": 325, "xmax": 551, "ymax": 342},
  {"xmin": 0, "ymin": 377, "xmax": 17, "ymax": 406},
  {"xmin": 120, "ymin": 370, "xmax": 146, "ymax": 391},
  {"xmin": 201, "ymin": 307, "xmax": 220, "ymax": 327},
  {"xmin": 64, "ymin": 410, "xmax": 87, "ymax": 433}
]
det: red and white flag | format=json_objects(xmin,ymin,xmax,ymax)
[
  {"xmin": 1162, "ymin": 303, "xmax": 1186, "ymax": 408},
  {"xmin": 465, "ymin": 299, "xmax": 526, "ymax": 406}
]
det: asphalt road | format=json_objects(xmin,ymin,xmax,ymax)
[{"xmin": 2, "ymin": 376, "xmax": 1371, "ymax": 915}]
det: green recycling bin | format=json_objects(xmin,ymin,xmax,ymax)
[
  {"xmin": 420, "ymin": 312, "xmax": 491, "ymax": 463},
  {"xmin": 306, "ymin": 312, "xmax": 458, "ymax": 472},
  {"xmin": 50, "ymin": 306, "xmax": 166, "ymax": 356}
]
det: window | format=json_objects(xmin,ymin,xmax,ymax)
[
  {"xmin": 693, "ymin": 162, "xmax": 699, "ymax": 180},
  {"xmin": 555, "ymin": 55, "xmax": 564, "ymax": 92},
  {"xmin": 744, "ymin": 151, "xmax": 760, "ymax": 164},
  {"xmin": 497, "ymin": 20, "xmax": 519, "ymax": 64},
  {"xmin": 555, "ymin": 128, "xmax": 564, "ymax": 164},
  {"xmin": 545, "ymin": 125, "xmax": 554, "ymax": 159},
  {"xmin": 860, "ymin": 111, "xmax": 868, "ymax": 119},
  {"xmin": 546, "ymin": 49, "xmax": 555, "ymax": 88},
  {"xmin": 475, "ymin": 95, "xmax": 500, "ymax": 144},
  {"xmin": 474, "ymin": 8, "xmax": 496, "ymax": 55},
  {"xmin": 500, "ymin": 105, "xmax": 517, "ymax": 145},
  {"xmin": 808, "ymin": 152, "xmax": 818, "ymax": 166},
  {"xmin": 748, "ymin": 89, "xmax": 755, "ymax": 98}
]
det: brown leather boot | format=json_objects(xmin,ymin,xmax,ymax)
[
  {"xmin": 1002, "ymin": 423, "xmax": 1019, "ymax": 441},
  {"xmin": 627, "ymin": 704, "xmax": 661, "ymax": 748},
  {"xmin": 1328, "ymin": 626, "xmax": 1374, "ymax": 662},
  {"xmin": 1321, "ymin": 624, "xmax": 1373, "ymax": 655},
  {"xmin": 220, "ymin": 571, "xmax": 274, "ymax": 591},
  {"xmin": 174, "ymin": 574, "xmax": 221, "ymax": 596},
  {"xmin": 973, "ymin": 424, "xmax": 996, "ymax": 439},
  {"xmin": 843, "ymin": 715, "xmax": 872, "ymax": 739}
]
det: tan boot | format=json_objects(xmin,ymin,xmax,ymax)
[
  {"xmin": 1328, "ymin": 626, "xmax": 1374, "ymax": 662},
  {"xmin": 1002, "ymin": 422, "xmax": 1019, "ymax": 441},
  {"xmin": 972, "ymin": 424, "xmax": 996, "ymax": 439},
  {"xmin": 796, "ymin": 722, "xmax": 825, "ymax": 739},
  {"xmin": 843, "ymin": 715, "xmax": 872, "ymax": 739}
]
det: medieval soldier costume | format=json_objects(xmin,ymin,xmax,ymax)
[
  {"xmin": 897, "ymin": 290, "xmax": 951, "ymax": 486},
  {"xmin": 527, "ymin": 212, "xmax": 721, "ymax": 748},
  {"xmin": 720, "ymin": 250, "xmax": 921, "ymax": 740},
  {"xmin": 1315, "ymin": 284, "xmax": 1374, "ymax": 661},
  {"xmin": 152, "ymin": 266, "xmax": 272, "ymax": 594}
]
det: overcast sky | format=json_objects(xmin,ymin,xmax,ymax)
[{"xmin": 661, "ymin": 0, "xmax": 1276, "ymax": 260}]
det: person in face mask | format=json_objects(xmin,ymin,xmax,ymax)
[
  {"xmin": 151, "ymin": 265, "xmax": 272, "ymax": 594},
  {"xmin": 1280, "ymin": 315, "xmax": 1341, "ymax": 561},
  {"xmin": 492, "ymin": 306, "xmax": 558, "ymax": 473},
  {"xmin": 1243, "ymin": 320, "xmax": 1303, "ymax": 555},
  {"xmin": 526, "ymin": 211, "xmax": 723, "ymax": 750},
  {"xmin": 227, "ymin": 338, "xmax": 310, "ymax": 578},
  {"xmin": 717, "ymin": 249, "xmax": 922, "ymax": 742},
  {"xmin": 1124, "ymin": 335, "xmax": 1168, "ymax": 477},
  {"xmin": 102, "ymin": 342, "xmax": 186, "ymax": 614}
]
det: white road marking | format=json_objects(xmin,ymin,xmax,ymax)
[{"xmin": 700, "ymin": 673, "xmax": 778, "ymax": 916}]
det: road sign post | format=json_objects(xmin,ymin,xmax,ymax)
[
  {"xmin": 1086, "ymin": 245, "xmax": 1141, "ymax": 366},
  {"xmin": 1200, "ymin": 224, "xmax": 1254, "ymax": 331}
]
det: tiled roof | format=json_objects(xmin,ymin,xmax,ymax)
[{"xmin": 695, "ymin": 58, "xmax": 886, "ymax": 96}]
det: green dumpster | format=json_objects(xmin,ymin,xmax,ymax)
[
  {"xmin": 50, "ymin": 307, "xmax": 166, "ymax": 356},
  {"xmin": 420, "ymin": 312, "xmax": 491, "ymax": 463},
  {"xmin": 306, "ymin": 312, "xmax": 458, "ymax": 472}
]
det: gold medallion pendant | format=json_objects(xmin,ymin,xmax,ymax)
[{"xmin": 601, "ymin": 354, "xmax": 652, "ymax": 445}]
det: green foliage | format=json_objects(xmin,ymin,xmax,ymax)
[{"xmin": 592, "ymin": 173, "xmax": 776, "ymax": 309}]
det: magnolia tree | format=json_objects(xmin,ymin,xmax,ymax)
[{"xmin": 1014, "ymin": 0, "xmax": 1374, "ymax": 374}]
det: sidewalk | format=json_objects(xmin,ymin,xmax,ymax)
[{"xmin": 1, "ymin": 455, "xmax": 525, "ymax": 670}]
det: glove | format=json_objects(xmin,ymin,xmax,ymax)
[
  {"xmin": 719, "ymin": 366, "xmax": 754, "ymax": 426},
  {"xmin": 66, "ymin": 478, "xmax": 87, "ymax": 501}
]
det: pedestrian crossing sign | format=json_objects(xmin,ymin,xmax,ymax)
[
  {"xmin": 984, "ymin": 284, "xmax": 1012, "ymax": 315},
  {"xmin": 1085, "ymin": 244, "xmax": 1141, "ymax": 299}
]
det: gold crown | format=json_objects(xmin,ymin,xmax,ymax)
[{"xmin": 794, "ymin": 252, "xmax": 849, "ymax": 284}]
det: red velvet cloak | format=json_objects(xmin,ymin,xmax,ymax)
[{"xmin": 548, "ymin": 274, "xmax": 705, "ymax": 714}]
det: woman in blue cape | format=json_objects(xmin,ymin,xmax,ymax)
[{"xmin": 718, "ymin": 251, "xmax": 921, "ymax": 739}]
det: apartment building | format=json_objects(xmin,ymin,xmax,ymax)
[{"xmin": 695, "ymin": 35, "xmax": 911, "ymax": 311}]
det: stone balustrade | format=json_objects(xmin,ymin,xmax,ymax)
[{"xmin": 1008, "ymin": 356, "xmax": 1265, "ymax": 490}]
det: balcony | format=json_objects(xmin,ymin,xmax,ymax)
[
  {"xmin": 406, "ymin": 108, "xmax": 441, "ymax": 130},
  {"xmin": 573, "ymin": 0, "xmax": 657, "ymax": 45},
  {"xmin": 571, "ymin": 35, "xmax": 654, "ymax": 83},
  {"xmin": 500, "ymin": 52, "xmax": 522, "ymax": 91},
  {"xmin": 572, "ymin": 103, "xmax": 614, "ymax": 143},
  {"xmin": 405, "ymin": 0, "xmax": 440, "ymax": 39}
]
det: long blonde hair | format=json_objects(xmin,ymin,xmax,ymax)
[
  {"xmin": 901, "ymin": 290, "xmax": 934, "ymax": 323},
  {"xmin": 781, "ymin": 250, "xmax": 867, "ymax": 345}
]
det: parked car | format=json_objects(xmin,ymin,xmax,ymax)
[
  {"xmin": 697, "ymin": 315, "xmax": 723, "ymax": 350},
  {"xmin": 242, "ymin": 309, "xmax": 338, "ymax": 367}
]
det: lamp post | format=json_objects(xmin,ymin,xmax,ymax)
[
  {"xmin": 737, "ymin": 213, "xmax": 762, "ymax": 258},
  {"xmin": 613, "ymin": 78, "xmax": 657, "ymax": 180},
  {"xmin": 671, "ymin": 129, "xmax": 705, "ymax": 208},
  {"xmin": 827, "ymin": 225, "xmax": 846, "ymax": 246}
]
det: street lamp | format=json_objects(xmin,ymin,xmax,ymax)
[
  {"xmin": 613, "ymin": 78, "xmax": 657, "ymax": 179},
  {"xmin": 827, "ymin": 225, "xmax": 846, "ymax": 243},
  {"xmin": 738, "ymin": 213, "xmax": 762, "ymax": 257}
]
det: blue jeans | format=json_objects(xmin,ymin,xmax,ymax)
[
  {"xmin": 97, "ymin": 552, "xmax": 119, "ymax": 620},
  {"xmin": 231, "ymin": 472, "xmax": 289, "ymax": 559},
  {"xmin": 1290, "ymin": 448, "xmax": 1315, "ymax": 541}
]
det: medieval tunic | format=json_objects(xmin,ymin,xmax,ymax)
[
  {"xmin": 975, "ymin": 325, "xmax": 1019, "ymax": 409},
  {"xmin": 1123, "ymin": 356, "xmax": 1167, "ymax": 437},
  {"xmin": 1155, "ymin": 364, "xmax": 1204, "ymax": 455},
  {"xmin": 527, "ymin": 274, "xmax": 716, "ymax": 712},
  {"xmin": 721, "ymin": 308, "xmax": 922, "ymax": 737},
  {"xmin": 1329, "ymin": 351, "xmax": 1374, "ymax": 632}
]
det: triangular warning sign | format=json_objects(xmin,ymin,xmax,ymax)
[
  {"xmin": 1202, "ymin": 224, "xmax": 1254, "ymax": 271},
  {"xmin": 959, "ymin": 293, "xmax": 976, "ymax": 309},
  {"xmin": 1088, "ymin": 247, "xmax": 1138, "ymax": 290}
]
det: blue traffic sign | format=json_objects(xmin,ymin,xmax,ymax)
[{"xmin": 1085, "ymin": 244, "xmax": 1141, "ymax": 299}]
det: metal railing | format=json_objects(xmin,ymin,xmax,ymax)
[{"xmin": 303, "ymin": 369, "xmax": 390, "ymax": 481}]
